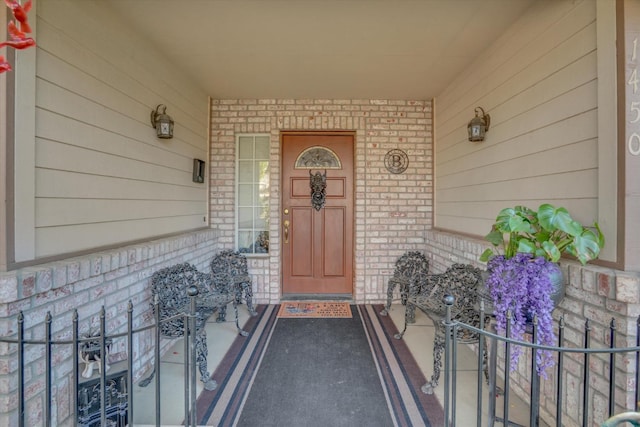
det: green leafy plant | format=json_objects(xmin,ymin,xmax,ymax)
[
  {"xmin": 480, "ymin": 204, "xmax": 605, "ymax": 376},
  {"xmin": 480, "ymin": 204, "xmax": 605, "ymax": 265}
]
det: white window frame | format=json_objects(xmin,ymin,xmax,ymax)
[{"xmin": 235, "ymin": 133, "xmax": 270, "ymax": 256}]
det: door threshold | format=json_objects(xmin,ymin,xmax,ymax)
[{"xmin": 282, "ymin": 294, "xmax": 353, "ymax": 302}]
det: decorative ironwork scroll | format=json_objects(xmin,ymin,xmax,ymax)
[
  {"xmin": 309, "ymin": 170, "xmax": 327, "ymax": 211},
  {"xmin": 78, "ymin": 371, "xmax": 128, "ymax": 427},
  {"xmin": 295, "ymin": 146, "xmax": 341, "ymax": 169},
  {"xmin": 140, "ymin": 263, "xmax": 247, "ymax": 391}
]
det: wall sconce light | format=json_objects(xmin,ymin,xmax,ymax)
[
  {"xmin": 150, "ymin": 104, "xmax": 174, "ymax": 139},
  {"xmin": 467, "ymin": 107, "xmax": 490, "ymax": 142}
]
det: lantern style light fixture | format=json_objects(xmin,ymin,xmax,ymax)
[
  {"xmin": 467, "ymin": 106, "xmax": 490, "ymax": 142},
  {"xmin": 150, "ymin": 104, "xmax": 174, "ymax": 139}
]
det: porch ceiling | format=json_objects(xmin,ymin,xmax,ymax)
[{"xmin": 102, "ymin": 0, "xmax": 535, "ymax": 100}]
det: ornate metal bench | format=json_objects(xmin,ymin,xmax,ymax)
[
  {"xmin": 141, "ymin": 263, "xmax": 247, "ymax": 391},
  {"xmin": 394, "ymin": 263, "xmax": 491, "ymax": 394},
  {"xmin": 379, "ymin": 251, "xmax": 429, "ymax": 320},
  {"xmin": 210, "ymin": 250, "xmax": 257, "ymax": 320}
]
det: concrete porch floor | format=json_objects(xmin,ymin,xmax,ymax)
[{"xmin": 130, "ymin": 304, "xmax": 530, "ymax": 426}]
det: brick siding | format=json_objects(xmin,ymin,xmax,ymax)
[
  {"xmin": 210, "ymin": 98, "xmax": 434, "ymax": 304},
  {"xmin": 425, "ymin": 228, "xmax": 640, "ymax": 426},
  {"xmin": 0, "ymin": 229, "xmax": 219, "ymax": 426}
]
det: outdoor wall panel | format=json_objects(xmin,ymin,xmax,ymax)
[
  {"xmin": 35, "ymin": 110, "xmax": 197, "ymax": 171},
  {"xmin": 437, "ymin": 170, "xmax": 598, "ymax": 203},
  {"xmin": 35, "ymin": 169, "xmax": 203, "ymax": 201},
  {"xmin": 438, "ymin": 139, "xmax": 598, "ymax": 190},
  {"xmin": 35, "ymin": 199, "xmax": 206, "ymax": 228},
  {"xmin": 434, "ymin": 0, "xmax": 602, "ymax": 251},
  {"xmin": 436, "ymin": 199, "xmax": 597, "ymax": 223},
  {"xmin": 438, "ymin": 110, "xmax": 597, "ymax": 178},
  {"xmin": 436, "ymin": 0, "xmax": 595, "ymax": 135},
  {"xmin": 34, "ymin": 216, "xmax": 206, "ymax": 258},
  {"xmin": 29, "ymin": 0, "xmax": 209, "ymax": 259},
  {"xmin": 35, "ymin": 139, "xmax": 190, "ymax": 185},
  {"xmin": 37, "ymin": 5, "xmax": 206, "ymax": 131}
]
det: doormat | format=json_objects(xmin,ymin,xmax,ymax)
[
  {"xmin": 196, "ymin": 305, "xmax": 443, "ymax": 426},
  {"xmin": 277, "ymin": 302, "xmax": 352, "ymax": 318}
]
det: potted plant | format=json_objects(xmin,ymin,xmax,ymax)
[{"xmin": 480, "ymin": 204, "xmax": 605, "ymax": 375}]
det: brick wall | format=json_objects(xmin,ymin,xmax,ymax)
[
  {"xmin": 0, "ymin": 229, "xmax": 219, "ymax": 426},
  {"xmin": 210, "ymin": 99, "xmax": 433, "ymax": 304},
  {"xmin": 425, "ymin": 228, "xmax": 640, "ymax": 425}
]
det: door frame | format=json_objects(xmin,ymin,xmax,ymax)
[{"xmin": 279, "ymin": 130, "xmax": 356, "ymax": 298}]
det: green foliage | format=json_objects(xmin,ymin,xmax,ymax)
[{"xmin": 480, "ymin": 203, "xmax": 605, "ymax": 265}]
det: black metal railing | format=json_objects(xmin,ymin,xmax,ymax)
[
  {"xmin": 441, "ymin": 297, "xmax": 640, "ymax": 427},
  {"xmin": 0, "ymin": 291, "xmax": 206, "ymax": 427},
  {"xmin": 4, "ymin": 294, "xmax": 640, "ymax": 426}
]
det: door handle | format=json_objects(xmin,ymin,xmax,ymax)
[{"xmin": 283, "ymin": 220, "xmax": 290, "ymax": 244}]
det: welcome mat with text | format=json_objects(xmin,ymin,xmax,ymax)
[{"xmin": 277, "ymin": 301, "xmax": 352, "ymax": 318}]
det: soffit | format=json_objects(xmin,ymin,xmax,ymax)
[{"xmin": 101, "ymin": 0, "xmax": 536, "ymax": 100}]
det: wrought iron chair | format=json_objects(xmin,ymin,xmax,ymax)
[
  {"xmin": 379, "ymin": 251, "xmax": 430, "ymax": 321},
  {"xmin": 210, "ymin": 250, "xmax": 257, "ymax": 321},
  {"xmin": 141, "ymin": 262, "xmax": 246, "ymax": 391},
  {"xmin": 394, "ymin": 263, "xmax": 491, "ymax": 394}
]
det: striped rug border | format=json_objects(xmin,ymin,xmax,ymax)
[
  {"xmin": 196, "ymin": 304, "xmax": 279, "ymax": 425},
  {"xmin": 360, "ymin": 304, "xmax": 445, "ymax": 427},
  {"xmin": 195, "ymin": 304, "xmax": 444, "ymax": 426}
]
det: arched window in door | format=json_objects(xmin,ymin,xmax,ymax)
[{"xmin": 294, "ymin": 146, "xmax": 342, "ymax": 169}]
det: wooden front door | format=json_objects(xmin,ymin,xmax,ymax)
[{"xmin": 281, "ymin": 132, "xmax": 354, "ymax": 296}]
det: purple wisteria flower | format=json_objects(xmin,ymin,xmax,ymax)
[{"xmin": 486, "ymin": 253, "xmax": 556, "ymax": 376}]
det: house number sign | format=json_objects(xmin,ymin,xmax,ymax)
[{"xmin": 629, "ymin": 36, "xmax": 640, "ymax": 156}]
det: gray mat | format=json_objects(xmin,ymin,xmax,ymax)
[{"xmin": 236, "ymin": 306, "xmax": 394, "ymax": 427}]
